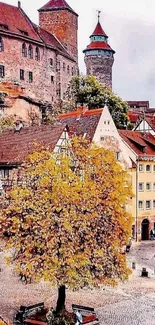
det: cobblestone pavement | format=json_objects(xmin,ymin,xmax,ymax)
[
  {"xmin": 97, "ymin": 292, "xmax": 155, "ymax": 325},
  {"xmin": 1, "ymin": 241, "xmax": 155, "ymax": 324}
]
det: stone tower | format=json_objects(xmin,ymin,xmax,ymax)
[
  {"xmin": 38, "ymin": 0, "xmax": 78, "ymax": 62},
  {"xmin": 83, "ymin": 13, "xmax": 115, "ymax": 89}
]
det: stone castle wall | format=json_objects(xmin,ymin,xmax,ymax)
[
  {"xmin": 84, "ymin": 55, "xmax": 114, "ymax": 90},
  {"xmin": 39, "ymin": 10, "xmax": 78, "ymax": 62},
  {"xmin": 0, "ymin": 35, "xmax": 77, "ymax": 103}
]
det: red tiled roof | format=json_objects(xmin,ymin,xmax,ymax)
[
  {"xmin": 38, "ymin": 27, "xmax": 73, "ymax": 59},
  {"xmin": 128, "ymin": 111, "xmax": 155, "ymax": 124},
  {"xmin": 0, "ymin": 2, "xmax": 74, "ymax": 60},
  {"xmin": 0, "ymin": 123, "xmax": 66, "ymax": 165},
  {"xmin": 144, "ymin": 116, "xmax": 155, "ymax": 131},
  {"xmin": 0, "ymin": 2, "xmax": 41, "ymax": 41},
  {"xmin": 59, "ymin": 108, "xmax": 103, "ymax": 140},
  {"xmin": 119, "ymin": 130, "xmax": 155, "ymax": 157},
  {"xmin": 38, "ymin": 0, "xmax": 78, "ymax": 16},
  {"xmin": 127, "ymin": 101, "xmax": 149, "ymax": 108},
  {"xmin": 84, "ymin": 41, "xmax": 114, "ymax": 52},
  {"xmin": 128, "ymin": 112, "xmax": 139, "ymax": 123},
  {"xmin": 91, "ymin": 22, "xmax": 108, "ymax": 37}
]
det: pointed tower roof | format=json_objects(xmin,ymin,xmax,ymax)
[
  {"xmin": 38, "ymin": 0, "xmax": 78, "ymax": 16},
  {"xmin": 91, "ymin": 21, "xmax": 108, "ymax": 37}
]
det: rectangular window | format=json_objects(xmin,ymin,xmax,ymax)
[
  {"xmin": 146, "ymin": 183, "xmax": 151, "ymax": 191},
  {"xmin": 139, "ymin": 183, "xmax": 144, "ymax": 191},
  {"xmin": 146, "ymin": 200, "xmax": 151, "ymax": 209},
  {"xmin": 20, "ymin": 69, "xmax": 24, "ymax": 81},
  {"xmin": 153, "ymin": 183, "xmax": 155, "ymax": 191},
  {"xmin": 51, "ymin": 76, "xmax": 54, "ymax": 83},
  {"xmin": 56, "ymin": 62, "xmax": 60, "ymax": 71},
  {"xmin": 50, "ymin": 58, "xmax": 53, "ymax": 66},
  {"xmin": 146, "ymin": 164, "xmax": 151, "ymax": 172},
  {"xmin": 138, "ymin": 201, "xmax": 144, "ymax": 209},
  {"xmin": 139, "ymin": 164, "xmax": 143, "ymax": 172},
  {"xmin": 0, "ymin": 169, "xmax": 9, "ymax": 178},
  {"xmin": 28, "ymin": 71, "xmax": 33, "ymax": 83},
  {"xmin": 153, "ymin": 165, "xmax": 155, "ymax": 172},
  {"xmin": 116, "ymin": 152, "xmax": 120, "ymax": 161},
  {"xmin": 153, "ymin": 200, "xmax": 155, "ymax": 209},
  {"xmin": 0, "ymin": 65, "xmax": 5, "ymax": 78}
]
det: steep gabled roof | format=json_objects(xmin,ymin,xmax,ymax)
[
  {"xmin": 91, "ymin": 22, "xmax": 108, "ymax": 37},
  {"xmin": 0, "ymin": 123, "xmax": 66, "ymax": 165},
  {"xmin": 59, "ymin": 108, "xmax": 103, "ymax": 140},
  {"xmin": 38, "ymin": 0, "xmax": 78, "ymax": 16},
  {"xmin": 119, "ymin": 130, "xmax": 155, "ymax": 157},
  {"xmin": 38, "ymin": 27, "xmax": 75, "ymax": 60},
  {"xmin": 0, "ymin": 2, "xmax": 74, "ymax": 60},
  {"xmin": 0, "ymin": 2, "xmax": 41, "ymax": 42}
]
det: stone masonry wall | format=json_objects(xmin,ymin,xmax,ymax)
[
  {"xmin": 0, "ymin": 35, "xmax": 77, "ymax": 104},
  {"xmin": 39, "ymin": 10, "xmax": 78, "ymax": 63},
  {"xmin": 84, "ymin": 55, "xmax": 114, "ymax": 90}
]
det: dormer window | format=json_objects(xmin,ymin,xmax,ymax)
[
  {"xmin": 0, "ymin": 37, "xmax": 4, "ymax": 52},
  {"xmin": 35, "ymin": 47, "xmax": 40, "ymax": 61},
  {"xmin": 22, "ymin": 43, "xmax": 27, "ymax": 57},
  {"xmin": 19, "ymin": 29, "xmax": 28, "ymax": 36},
  {"xmin": 28, "ymin": 45, "xmax": 33, "ymax": 59},
  {"xmin": 0, "ymin": 24, "xmax": 8, "ymax": 30}
]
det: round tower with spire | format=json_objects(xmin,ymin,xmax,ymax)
[
  {"xmin": 83, "ymin": 12, "xmax": 115, "ymax": 89},
  {"xmin": 38, "ymin": 0, "xmax": 78, "ymax": 62}
]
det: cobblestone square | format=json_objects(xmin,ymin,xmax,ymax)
[{"xmin": 1, "ymin": 241, "xmax": 155, "ymax": 324}]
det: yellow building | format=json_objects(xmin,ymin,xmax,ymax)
[{"xmin": 119, "ymin": 130, "xmax": 155, "ymax": 241}]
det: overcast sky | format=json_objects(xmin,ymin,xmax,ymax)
[{"xmin": 2, "ymin": 0, "xmax": 155, "ymax": 106}]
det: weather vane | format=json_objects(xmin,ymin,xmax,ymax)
[{"xmin": 97, "ymin": 10, "xmax": 101, "ymax": 22}]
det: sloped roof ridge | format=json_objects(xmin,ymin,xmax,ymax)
[
  {"xmin": 0, "ymin": 1, "xmax": 17, "ymax": 9},
  {"xmin": 38, "ymin": 26, "xmax": 75, "ymax": 61},
  {"xmin": 18, "ymin": 6, "xmax": 42, "ymax": 42}
]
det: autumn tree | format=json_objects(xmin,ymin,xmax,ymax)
[
  {"xmin": 0, "ymin": 139, "xmax": 133, "ymax": 316},
  {"xmin": 62, "ymin": 75, "xmax": 128, "ymax": 129},
  {"xmin": 0, "ymin": 116, "xmax": 14, "ymax": 132}
]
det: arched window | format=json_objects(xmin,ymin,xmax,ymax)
[
  {"xmin": 0, "ymin": 37, "xmax": 4, "ymax": 52},
  {"xmin": 50, "ymin": 58, "xmax": 53, "ymax": 66},
  {"xmin": 71, "ymin": 67, "xmax": 74, "ymax": 76},
  {"xmin": 35, "ymin": 47, "xmax": 40, "ymax": 61},
  {"xmin": 28, "ymin": 45, "xmax": 33, "ymax": 59},
  {"xmin": 22, "ymin": 43, "xmax": 27, "ymax": 57}
]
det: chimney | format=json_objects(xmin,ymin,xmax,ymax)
[
  {"xmin": 18, "ymin": 1, "xmax": 21, "ymax": 8},
  {"xmin": 82, "ymin": 104, "xmax": 88, "ymax": 115}
]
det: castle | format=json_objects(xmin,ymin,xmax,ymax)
[
  {"xmin": 83, "ymin": 11, "xmax": 115, "ymax": 90},
  {"xmin": 0, "ymin": 0, "xmax": 115, "ymax": 111}
]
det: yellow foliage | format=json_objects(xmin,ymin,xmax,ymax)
[{"xmin": 0, "ymin": 138, "xmax": 133, "ymax": 290}]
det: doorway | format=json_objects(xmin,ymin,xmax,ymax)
[{"xmin": 141, "ymin": 219, "xmax": 149, "ymax": 240}]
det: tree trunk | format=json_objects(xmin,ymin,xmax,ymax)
[{"xmin": 56, "ymin": 285, "xmax": 66, "ymax": 314}]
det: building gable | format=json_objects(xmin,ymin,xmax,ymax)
[{"xmin": 134, "ymin": 118, "xmax": 155, "ymax": 135}]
